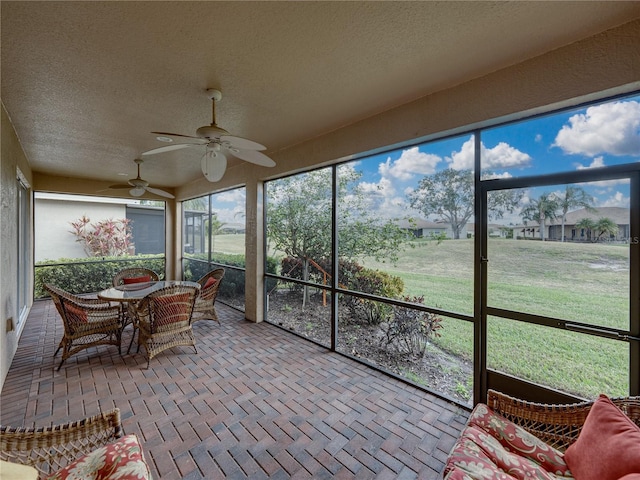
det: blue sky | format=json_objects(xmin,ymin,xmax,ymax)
[
  {"xmin": 213, "ymin": 93, "xmax": 639, "ymax": 226},
  {"xmin": 351, "ymin": 93, "xmax": 640, "ymax": 225}
]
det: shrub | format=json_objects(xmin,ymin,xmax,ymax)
[
  {"xmin": 341, "ymin": 267, "xmax": 404, "ymax": 325},
  {"xmin": 183, "ymin": 253, "xmax": 278, "ymax": 300},
  {"xmin": 280, "ymin": 255, "xmax": 404, "ymax": 324},
  {"xmin": 35, "ymin": 256, "xmax": 165, "ymax": 298},
  {"xmin": 381, "ymin": 295, "xmax": 443, "ymax": 356},
  {"xmin": 69, "ymin": 216, "xmax": 133, "ymax": 257}
]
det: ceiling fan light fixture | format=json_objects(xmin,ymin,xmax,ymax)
[
  {"xmin": 201, "ymin": 146, "xmax": 227, "ymax": 182},
  {"xmin": 130, "ymin": 186, "xmax": 146, "ymax": 197},
  {"xmin": 143, "ymin": 88, "xmax": 276, "ymax": 180}
]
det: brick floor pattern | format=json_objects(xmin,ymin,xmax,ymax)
[{"xmin": 1, "ymin": 300, "xmax": 469, "ymax": 479}]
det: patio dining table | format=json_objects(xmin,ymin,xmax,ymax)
[
  {"xmin": 98, "ymin": 280, "xmax": 200, "ymax": 353},
  {"xmin": 97, "ymin": 280, "xmax": 200, "ymax": 303}
]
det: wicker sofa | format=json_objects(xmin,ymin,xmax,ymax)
[
  {"xmin": 0, "ymin": 409, "xmax": 152, "ymax": 480},
  {"xmin": 444, "ymin": 389, "xmax": 640, "ymax": 480}
]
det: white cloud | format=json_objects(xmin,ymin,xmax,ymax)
[
  {"xmin": 482, "ymin": 171, "xmax": 512, "ymax": 180},
  {"xmin": 554, "ymin": 100, "xmax": 640, "ymax": 156},
  {"xmin": 359, "ymin": 177, "xmax": 395, "ymax": 197},
  {"xmin": 447, "ymin": 136, "xmax": 532, "ymax": 170},
  {"xmin": 357, "ymin": 175, "xmax": 411, "ymax": 219},
  {"xmin": 215, "ymin": 207, "xmax": 244, "ymax": 224},
  {"xmin": 217, "ymin": 189, "xmax": 245, "ymax": 203},
  {"xmin": 575, "ymin": 156, "xmax": 606, "ymax": 170},
  {"xmin": 379, "ymin": 147, "xmax": 441, "ymax": 180},
  {"xmin": 600, "ymin": 191, "xmax": 630, "ymax": 208},
  {"xmin": 483, "ymin": 141, "xmax": 532, "ymax": 169},
  {"xmin": 587, "ymin": 176, "xmax": 631, "ymax": 188},
  {"xmin": 447, "ymin": 137, "xmax": 475, "ymax": 169}
]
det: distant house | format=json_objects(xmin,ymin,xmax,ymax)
[
  {"xmin": 515, "ymin": 207, "xmax": 629, "ymax": 242},
  {"xmin": 396, "ymin": 219, "xmax": 467, "ymax": 239},
  {"xmin": 466, "ymin": 223, "xmax": 511, "ymax": 239}
]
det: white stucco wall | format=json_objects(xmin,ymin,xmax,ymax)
[
  {"xmin": 34, "ymin": 195, "xmax": 129, "ymax": 262},
  {"xmin": 1, "ymin": 104, "xmax": 33, "ymax": 388}
]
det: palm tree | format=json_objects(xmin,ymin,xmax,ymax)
[
  {"xmin": 521, "ymin": 193, "xmax": 560, "ymax": 241},
  {"xmin": 558, "ymin": 185, "xmax": 595, "ymax": 242},
  {"xmin": 576, "ymin": 217, "xmax": 596, "ymax": 242},
  {"xmin": 594, "ymin": 217, "xmax": 619, "ymax": 242}
]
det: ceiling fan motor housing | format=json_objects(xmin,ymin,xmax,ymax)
[{"xmin": 196, "ymin": 124, "xmax": 230, "ymax": 139}]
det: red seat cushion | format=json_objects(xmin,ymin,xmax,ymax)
[
  {"xmin": 123, "ymin": 275, "xmax": 151, "ymax": 284},
  {"xmin": 564, "ymin": 394, "xmax": 640, "ymax": 480}
]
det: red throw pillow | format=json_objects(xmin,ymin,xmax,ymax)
[
  {"xmin": 123, "ymin": 275, "xmax": 151, "ymax": 284},
  {"xmin": 564, "ymin": 394, "xmax": 640, "ymax": 480},
  {"xmin": 204, "ymin": 277, "xmax": 217, "ymax": 290}
]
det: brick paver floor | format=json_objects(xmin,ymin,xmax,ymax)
[{"xmin": 1, "ymin": 299, "xmax": 469, "ymax": 479}]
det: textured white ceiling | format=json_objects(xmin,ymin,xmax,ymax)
[{"xmin": 2, "ymin": 1, "xmax": 639, "ymax": 189}]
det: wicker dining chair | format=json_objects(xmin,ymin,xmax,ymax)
[
  {"xmin": 112, "ymin": 267, "xmax": 160, "ymax": 287},
  {"xmin": 44, "ymin": 284, "xmax": 123, "ymax": 370},
  {"xmin": 192, "ymin": 268, "xmax": 225, "ymax": 324},
  {"xmin": 112, "ymin": 267, "xmax": 160, "ymax": 340},
  {"xmin": 0, "ymin": 409, "xmax": 122, "ymax": 477},
  {"xmin": 133, "ymin": 284, "xmax": 199, "ymax": 368}
]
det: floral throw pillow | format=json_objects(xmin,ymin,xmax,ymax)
[
  {"xmin": 444, "ymin": 404, "xmax": 571, "ymax": 480},
  {"xmin": 45, "ymin": 434, "xmax": 152, "ymax": 480},
  {"xmin": 468, "ymin": 404, "xmax": 570, "ymax": 476}
]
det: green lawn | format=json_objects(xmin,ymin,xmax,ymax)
[
  {"xmin": 216, "ymin": 233, "xmax": 631, "ymax": 398},
  {"xmin": 360, "ymin": 238, "xmax": 630, "ymax": 398}
]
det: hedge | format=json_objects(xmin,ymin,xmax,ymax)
[
  {"xmin": 34, "ymin": 256, "xmax": 166, "ymax": 298},
  {"xmin": 183, "ymin": 253, "xmax": 279, "ymax": 300}
]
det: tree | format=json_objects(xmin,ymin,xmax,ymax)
[
  {"xmin": 576, "ymin": 217, "xmax": 596, "ymax": 242},
  {"xmin": 594, "ymin": 217, "xmax": 619, "ymax": 242},
  {"xmin": 557, "ymin": 185, "xmax": 595, "ymax": 242},
  {"xmin": 183, "ymin": 197, "xmax": 209, "ymax": 211},
  {"xmin": 266, "ymin": 166, "xmax": 411, "ymax": 307},
  {"xmin": 407, "ymin": 168, "xmax": 523, "ymax": 239},
  {"xmin": 521, "ymin": 193, "xmax": 560, "ymax": 241}
]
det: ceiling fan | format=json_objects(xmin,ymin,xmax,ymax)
[
  {"xmin": 107, "ymin": 158, "xmax": 174, "ymax": 199},
  {"xmin": 142, "ymin": 88, "xmax": 276, "ymax": 182}
]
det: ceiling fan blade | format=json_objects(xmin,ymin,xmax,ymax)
[
  {"xmin": 145, "ymin": 186, "xmax": 175, "ymax": 199},
  {"xmin": 228, "ymin": 148, "xmax": 276, "ymax": 167},
  {"xmin": 151, "ymin": 131, "xmax": 202, "ymax": 141},
  {"xmin": 142, "ymin": 143, "xmax": 201, "ymax": 156},
  {"xmin": 220, "ymin": 135, "xmax": 266, "ymax": 151},
  {"xmin": 108, "ymin": 184, "xmax": 134, "ymax": 190},
  {"xmin": 130, "ymin": 187, "xmax": 145, "ymax": 197}
]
